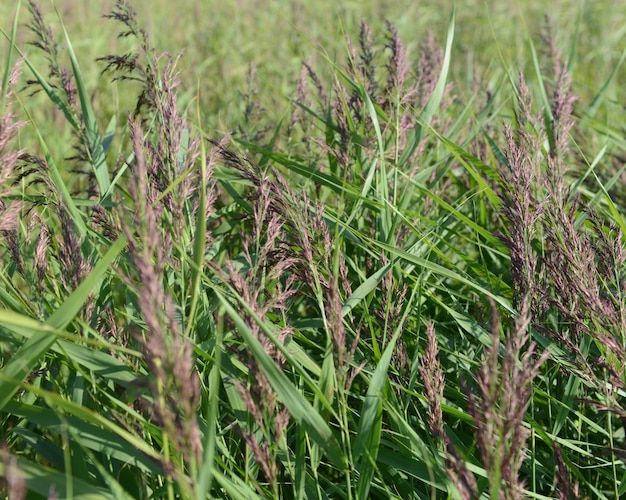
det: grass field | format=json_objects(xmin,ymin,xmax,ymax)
[{"xmin": 1, "ymin": 0, "xmax": 626, "ymax": 498}]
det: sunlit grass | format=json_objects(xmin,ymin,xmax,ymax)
[{"xmin": 1, "ymin": 0, "xmax": 626, "ymax": 498}]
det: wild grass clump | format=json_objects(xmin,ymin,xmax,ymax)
[{"xmin": 1, "ymin": 0, "xmax": 625, "ymax": 498}]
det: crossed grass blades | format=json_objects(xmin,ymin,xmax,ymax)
[{"xmin": 1, "ymin": 0, "xmax": 626, "ymax": 498}]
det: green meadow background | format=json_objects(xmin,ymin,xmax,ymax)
[{"xmin": 3, "ymin": 1, "xmax": 624, "ymax": 134}]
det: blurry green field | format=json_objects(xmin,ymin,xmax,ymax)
[{"xmin": 3, "ymin": 0, "xmax": 624, "ymax": 129}]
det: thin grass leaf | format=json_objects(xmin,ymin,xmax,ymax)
[
  {"xmin": 342, "ymin": 260, "xmax": 393, "ymax": 317},
  {"xmin": 212, "ymin": 468, "xmax": 264, "ymax": 500},
  {"xmin": 4, "ymin": 401, "xmax": 162, "ymax": 474},
  {"xmin": 353, "ymin": 327, "xmax": 401, "ymax": 499},
  {"xmin": 185, "ymin": 104, "xmax": 208, "ymax": 339},
  {"xmin": 4, "ymin": 40, "xmax": 79, "ymax": 128},
  {"xmin": 585, "ymin": 44, "xmax": 626, "ymax": 120},
  {"xmin": 55, "ymin": 5, "xmax": 110, "ymax": 196},
  {"xmin": 0, "ymin": 455, "xmax": 115, "ymax": 499},
  {"xmin": 1, "ymin": 2, "xmax": 21, "ymax": 107},
  {"xmin": 101, "ymin": 113, "xmax": 117, "ymax": 157},
  {"xmin": 13, "ymin": 90, "xmax": 88, "ymax": 236},
  {"xmin": 214, "ymin": 288, "xmax": 348, "ymax": 472},
  {"xmin": 397, "ymin": 8, "xmax": 455, "ymax": 168},
  {"xmin": 6, "ymin": 373, "xmax": 166, "ymax": 465},
  {"xmin": 0, "ymin": 311, "xmax": 141, "ymax": 384},
  {"xmin": 0, "ymin": 235, "xmax": 127, "ymax": 411},
  {"xmin": 360, "ymin": 88, "xmax": 391, "ymax": 242},
  {"xmin": 431, "ymin": 129, "xmax": 501, "ymax": 207},
  {"xmin": 195, "ymin": 323, "xmax": 222, "ymax": 499},
  {"xmin": 373, "ymin": 239, "xmax": 514, "ymax": 314}
]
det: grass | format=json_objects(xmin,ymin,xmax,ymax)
[{"xmin": 1, "ymin": 0, "xmax": 626, "ymax": 498}]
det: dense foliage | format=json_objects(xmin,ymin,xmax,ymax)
[{"xmin": 1, "ymin": 1, "xmax": 625, "ymax": 498}]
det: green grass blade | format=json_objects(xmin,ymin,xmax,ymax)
[
  {"xmin": 55, "ymin": 6, "xmax": 111, "ymax": 197},
  {"xmin": 4, "ymin": 44, "xmax": 79, "ymax": 128},
  {"xmin": 13, "ymin": 90, "xmax": 89, "ymax": 236},
  {"xmin": 585, "ymin": 44, "xmax": 626, "ymax": 120},
  {"xmin": 374, "ymin": 239, "xmax": 513, "ymax": 314},
  {"xmin": 0, "ymin": 311, "xmax": 141, "ymax": 384},
  {"xmin": 0, "ymin": 455, "xmax": 114, "ymax": 499},
  {"xmin": 354, "ymin": 328, "xmax": 401, "ymax": 499},
  {"xmin": 214, "ymin": 288, "xmax": 348, "ymax": 472},
  {"xmin": 1, "ymin": 2, "xmax": 21, "ymax": 107},
  {"xmin": 4, "ymin": 401, "xmax": 162, "ymax": 474},
  {"xmin": 0, "ymin": 235, "xmax": 127, "ymax": 411},
  {"xmin": 342, "ymin": 260, "xmax": 392, "ymax": 317},
  {"xmin": 431, "ymin": 130, "xmax": 501, "ymax": 207},
  {"xmin": 398, "ymin": 8, "xmax": 455, "ymax": 167},
  {"xmin": 195, "ymin": 324, "xmax": 222, "ymax": 498},
  {"xmin": 212, "ymin": 468, "xmax": 264, "ymax": 500},
  {"xmin": 186, "ymin": 103, "xmax": 208, "ymax": 339}
]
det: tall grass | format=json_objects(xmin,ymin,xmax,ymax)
[{"xmin": 1, "ymin": 0, "xmax": 625, "ymax": 498}]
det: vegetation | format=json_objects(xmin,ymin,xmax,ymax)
[{"xmin": 1, "ymin": 0, "xmax": 625, "ymax": 498}]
